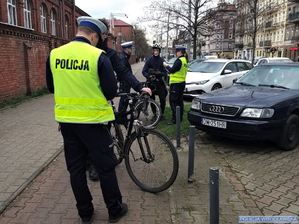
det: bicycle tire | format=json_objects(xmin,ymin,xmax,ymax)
[
  {"xmin": 110, "ymin": 123, "xmax": 125, "ymax": 165},
  {"xmin": 134, "ymin": 98, "xmax": 161, "ymax": 129},
  {"xmin": 124, "ymin": 129, "xmax": 179, "ymax": 193}
]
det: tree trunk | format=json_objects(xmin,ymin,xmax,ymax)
[{"xmin": 192, "ymin": 36, "xmax": 197, "ymax": 60}]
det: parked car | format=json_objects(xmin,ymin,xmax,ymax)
[
  {"xmin": 188, "ymin": 58, "xmax": 205, "ymax": 66},
  {"xmin": 184, "ymin": 59, "xmax": 252, "ymax": 97},
  {"xmin": 188, "ymin": 63, "xmax": 299, "ymax": 150},
  {"xmin": 254, "ymin": 57, "xmax": 293, "ymax": 66}
]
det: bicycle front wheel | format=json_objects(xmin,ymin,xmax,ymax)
[
  {"xmin": 124, "ymin": 129, "xmax": 178, "ymax": 193},
  {"xmin": 134, "ymin": 98, "xmax": 161, "ymax": 129}
]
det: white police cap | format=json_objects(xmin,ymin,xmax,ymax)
[
  {"xmin": 121, "ymin": 41, "xmax": 134, "ymax": 48},
  {"xmin": 77, "ymin": 16, "xmax": 107, "ymax": 35},
  {"xmin": 175, "ymin": 45, "xmax": 187, "ymax": 51}
]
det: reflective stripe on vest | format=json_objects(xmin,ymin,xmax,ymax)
[
  {"xmin": 50, "ymin": 41, "xmax": 115, "ymax": 123},
  {"xmin": 169, "ymin": 57, "xmax": 188, "ymax": 84}
]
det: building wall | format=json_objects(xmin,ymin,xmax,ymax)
[
  {"xmin": 0, "ymin": 0, "xmax": 87, "ymax": 101},
  {"xmin": 112, "ymin": 25, "xmax": 136, "ymax": 63},
  {"xmin": 202, "ymin": 2, "xmax": 237, "ymax": 59}
]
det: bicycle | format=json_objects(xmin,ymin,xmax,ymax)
[
  {"xmin": 109, "ymin": 93, "xmax": 179, "ymax": 193},
  {"xmin": 128, "ymin": 91, "xmax": 162, "ymax": 129}
]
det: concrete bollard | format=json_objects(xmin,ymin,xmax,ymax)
[
  {"xmin": 188, "ymin": 125, "xmax": 196, "ymax": 183},
  {"xmin": 176, "ymin": 106, "xmax": 181, "ymax": 148},
  {"xmin": 209, "ymin": 167, "xmax": 219, "ymax": 224}
]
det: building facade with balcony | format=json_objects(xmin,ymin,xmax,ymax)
[
  {"xmin": 284, "ymin": 0, "xmax": 299, "ymax": 60},
  {"xmin": 255, "ymin": 0, "xmax": 288, "ymax": 59},
  {"xmin": 0, "ymin": 0, "xmax": 88, "ymax": 101},
  {"xmin": 234, "ymin": 0, "xmax": 256, "ymax": 60},
  {"xmin": 202, "ymin": 2, "xmax": 237, "ymax": 59}
]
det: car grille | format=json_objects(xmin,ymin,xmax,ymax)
[{"xmin": 201, "ymin": 103, "xmax": 240, "ymax": 116}]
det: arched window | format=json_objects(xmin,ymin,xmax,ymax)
[
  {"xmin": 40, "ymin": 3, "xmax": 47, "ymax": 33},
  {"xmin": 7, "ymin": 0, "xmax": 17, "ymax": 25},
  {"xmin": 50, "ymin": 9, "xmax": 56, "ymax": 35},
  {"xmin": 23, "ymin": 0, "xmax": 32, "ymax": 29},
  {"xmin": 65, "ymin": 15, "xmax": 69, "ymax": 39}
]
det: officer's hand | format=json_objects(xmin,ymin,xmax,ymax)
[
  {"xmin": 163, "ymin": 62, "xmax": 168, "ymax": 67},
  {"xmin": 141, "ymin": 87, "xmax": 152, "ymax": 96}
]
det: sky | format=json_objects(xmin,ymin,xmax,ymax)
[{"xmin": 75, "ymin": 0, "xmax": 150, "ymax": 25}]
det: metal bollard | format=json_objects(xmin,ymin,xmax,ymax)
[
  {"xmin": 176, "ymin": 106, "xmax": 181, "ymax": 148},
  {"xmin": 209, "ymin": 167, "xmax": 219, "ymax": 224},
  {"xmin": 188, "ymin": 125, "xmax": 196, "ymax": 183}
]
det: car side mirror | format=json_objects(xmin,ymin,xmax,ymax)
[
  {"xmin": 233, "ymin": 78, "xmax": 237, "ymax": 83},
  {"xmin": 223, "ymin": 69, "xmax": 232, "ymax": 75}
]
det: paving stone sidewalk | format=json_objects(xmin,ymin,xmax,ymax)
[{"xmin": 0, "ymin": 62, "xmax": 298, "ymax": 223}]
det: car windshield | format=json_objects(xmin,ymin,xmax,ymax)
[
  {"xmin": 188, "ymin": 61, "xmax": 225, "ymax": 73},
  {"xmin": 238, "ymin": 65, "xmax": 299, "ymax": 90}
]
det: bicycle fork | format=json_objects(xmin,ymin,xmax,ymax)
[{"xmin": 133, "ymin": 120, "xmax": 154, "ymax": 163}]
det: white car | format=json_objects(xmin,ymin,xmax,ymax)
[
  {"xmin": 184, "ymin": 59, "xmax": 252, "ymax": 96},
  {"xmin": 254, "ymin": 57, "xmax": 293, "ymax": 66}
]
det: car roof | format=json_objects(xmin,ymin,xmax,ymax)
[
  {"xmin": 259, "ymin": 62, "xmax": 299, "ymax": 66},
  {"xmin": 261, "ymin": 57, "xmax": 291, "ymax": 60},
  {"xmin": 205, "ymin": 59, "xmax": 251, "ymax": 63}
]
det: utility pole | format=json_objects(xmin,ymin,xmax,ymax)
[{"xmin": 188, "ymin": 0, "xmax": 192, "ymax": 58}]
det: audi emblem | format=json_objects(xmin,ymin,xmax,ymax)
[{"xmin": 209, "ymin": 105, "xmax": 225, "ymax": 113}]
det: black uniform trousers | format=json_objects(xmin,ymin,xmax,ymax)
[
  {"xmin": 118, "ymin": 80, "xmax": 131, "ymax": 114},
  {"xmin": 150, "ymin": 80, "xmax": 167, "ymax": 115},
  {"xmin": 169, "ymin": 82, "xmax": 186, "ymax": 122},
  {"xmin": 60, "ymin": 123, "xmax": 122, "ymax": 219}
]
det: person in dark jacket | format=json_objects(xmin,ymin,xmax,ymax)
[
  {"xmin": 46, "ymin": 16, "xmax": 128, "ymax": 224},
  {"xmin": 117, "ymin": 41, "xmax": 136, "ymax": 113},
  {"xmin": 164, "ymin": 45, "xmax": 188, "ymax": 124},
  {"xmin": 87, "ymin": 20, "xmax": 151, "ymax": 182},
  {"xmin": 142, "ymin": 43, "xmax": 168, "ymax": 119}
]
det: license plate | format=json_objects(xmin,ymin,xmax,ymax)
[{"xmin": 201, "ymin": 118, "xmax": 227, "ymax": 129}]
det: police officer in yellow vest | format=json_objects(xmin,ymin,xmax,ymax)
[
  {"xmin": 46, "ymin": 16, "xmax": 127, "ymax": 224},
  {"xmin": 164, "ymin": 45, "xmax": 188, "ymax": 124}
]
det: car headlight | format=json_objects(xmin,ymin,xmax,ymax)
[
  {"xmin": 191, "ymin": 99, "xmax": 201, "ymax": 110},
  {"xmin": 197, "ymin": 80, "xmax": 209, "ymax": 85},
  {"xmin": 188, "ymin": 80, "xmax": 210, "ymax": 85},
  {"xmin": 241, "ymin": 108, "xmax": 274, "ymax": 118}
]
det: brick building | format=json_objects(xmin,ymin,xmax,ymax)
[
  {"xmin": 0, "ymin": 0, "xmax": 88, "ymax": 102},
  {"xmin": 109, "ymin": 18, "xmax": 136, "ymax": 63}
]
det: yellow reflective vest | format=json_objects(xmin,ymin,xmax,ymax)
[
  {"xmin": 169, "ymin": 56, "xmax": 188, "ymax": 84},
  {"xmin": 50, "ymin": 41, "xmax": 115, "ymax": 123}
]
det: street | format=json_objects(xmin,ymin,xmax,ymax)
[{"xmin": 0, "ymin": 63, "xmax": 298, "ymax": 223}]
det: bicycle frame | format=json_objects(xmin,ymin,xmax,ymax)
[{"xmin": 111, "ymin": 94, "xmax": 154, "ymax": 163}]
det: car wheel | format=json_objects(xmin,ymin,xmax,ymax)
[
  {"xmin": 211, "ymin": 84, "xmax": 222, "ymax": 91},
  {"xmin": 279, "ymin": 114, "xmax": 299, "ymax": 151}
]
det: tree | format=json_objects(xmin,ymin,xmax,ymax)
[
  {"xmin": 141, "ymin": 0, "xmax": 216, "ymax": 60},
  {"xmin": 236, "ymin": 0, "xmax": 269, "ymax": 64},
  {"xmin": 133, "ymin": 26, "xmax": 151, "ymax": 60}
]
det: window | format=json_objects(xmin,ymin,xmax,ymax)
[
  {"xmin": 23, "ymin": 0, "xmax": 32, "ymax": 29},
  {"xmin": 50, "ymin": 10, "xmax": 56, "ymax": 35},
  {"xmin": 40, "ymin": 4, "xmax": 47, "ymax": 33},
  {"xmin": 224, "ymin": 63, "xmax": 238, "ymax": 73},
  {"xmin": 237, "ymin": 62, "xmax": 251, "ymax": 71},
  {"xmin": 7, "ymin": 0, "xmax": 17, "ymax": 25}
]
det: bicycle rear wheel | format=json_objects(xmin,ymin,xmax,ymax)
[
  {"xmin": 124, "ymin": 129, "xmax": 178, "ymax": 193},
  {"xmin": 134, "ymin": 98, "xmax": 161, "ymax": 129},
  {"xmin": 110, "ymin": 123, "xmax": 124, "ymax": 165}
]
